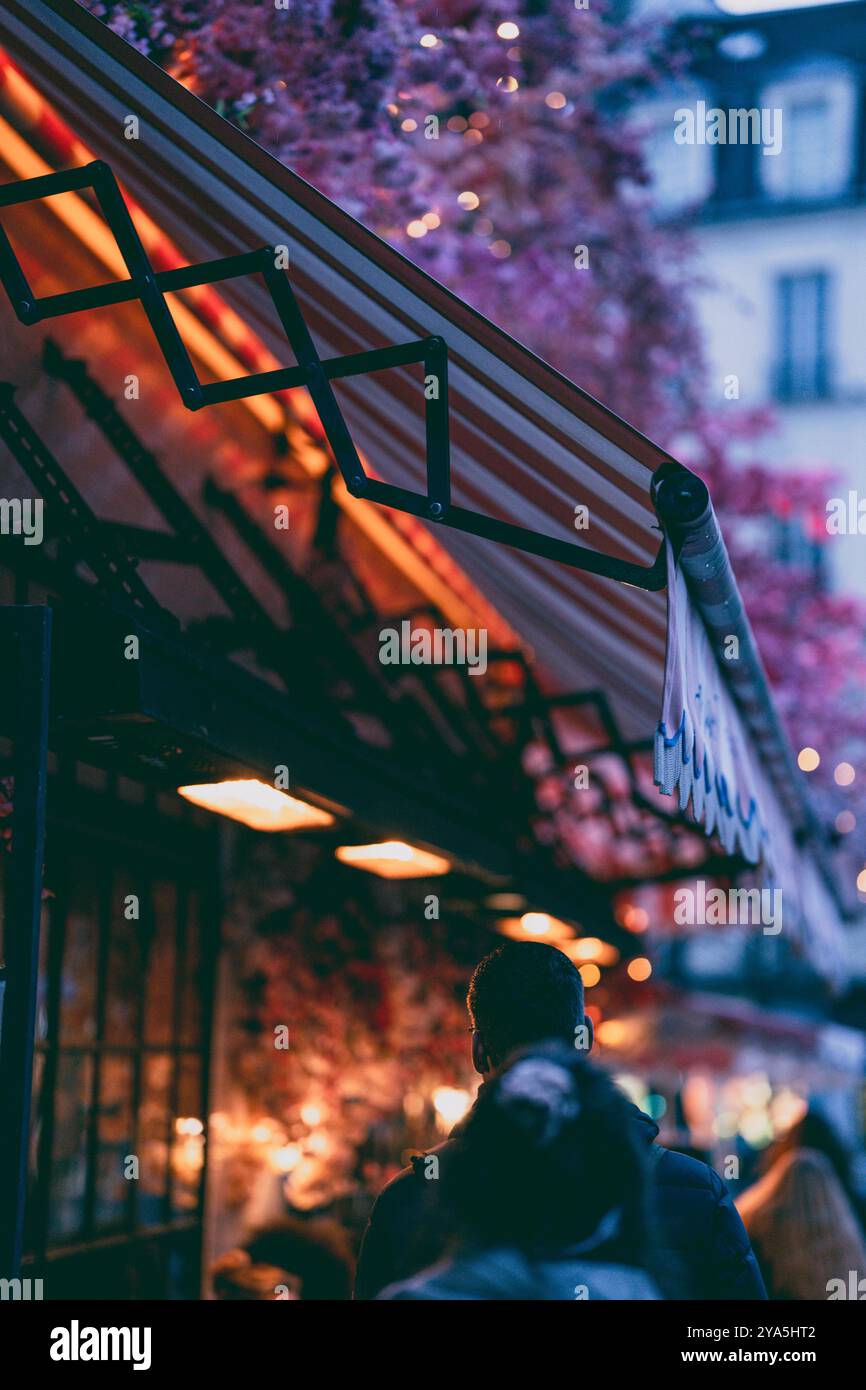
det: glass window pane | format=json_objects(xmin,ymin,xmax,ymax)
[
  {"xmin": 48, "ymin": 1053, "xmax": 93, "ymax": 1242},
  {"xmin": 144, "ymin": 881, "xmax": 177, "ymax": 1045},
  {"xmin": 179, "ymin": 888, "xmax": 203, "ymax": 1045},
  {"xmin": 104, "ymin": 867, "xmax": 143, "ymax": 1045},
  {"xmin": 139, "ymin": 1052, "xmax": 172, "ymax": 1226},
  {"xmin": 95, "ymin": 1053, "xmax": 134, "ymax": 1231},
  {"xmin": 59, "ymin": 858, "xmax": 100, "ymax": 1043},
  {"xmin": 172, "ymin": 1056, "xmax": 204, "ymax": 1218}
]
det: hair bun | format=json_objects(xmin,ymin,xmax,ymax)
[{"xmin": 496, "ymin": 1057, "xmax": 579, "ymax": 1146}]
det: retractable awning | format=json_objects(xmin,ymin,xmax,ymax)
[
  {"xmin": 0, "ymin": 0, "xmax": 671, "ymax": 740},
  {"xmin": 0, "ymin": 0, "xmax": 849, "ymax": 980}
]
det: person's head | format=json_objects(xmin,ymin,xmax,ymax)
[
  {"xmin": 766, "ymin": 1106, "xmax": 853, "ymax": 1192},
  {"xmin": 211, "ymin": 1217, "xmax": 353, "ymax": 1300},
  {"xmin": 442, "ymin": 1041, "xmax": 649, "ymax": 1265},
  {"xmin": 467, "ymin": 941, "xmax": 591, "ymax": 1074},
  {"xmin": 737, "ymin": 1148, "xmax": 866, "ymax": 1301}
]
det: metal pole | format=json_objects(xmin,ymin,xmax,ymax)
[{"xmin": 0, "ymin": 605, "xmax": 51, "ymax": 1277}]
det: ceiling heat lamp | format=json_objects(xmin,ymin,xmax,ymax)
[
  {"xmin": 177, "ymin": 779, "xmax": 335, "ymax": 832},
  {"xmin": 496, "ymin": 911, "xmax": 574, "ymax": 944},
  {"xmin": 335, "ymin": 840, "xmax": 450, "ymax": 879}
]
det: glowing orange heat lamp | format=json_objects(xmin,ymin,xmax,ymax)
[
  {"xmin": 335, "ymin": 840, "xmax": 450, "ymax": 878},
  {"xmin": 496, "ymin": 911, "xmax": 574, "ymax": 944},
  {"xmin": 177, "ymin": 779, "xmax": 335, "ymax": 831}
]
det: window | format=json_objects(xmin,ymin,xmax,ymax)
[
  {"xmin": 760, "ymin": 71, "xmax": 856, "ymax": 202},
  {"xmin": 631, "ymin": 93, "xmax": 715, "ymax": 214},
  {"xmin": 774, "ymin": 271, "xmax": 832, "ymax": 401},
  {"xmin": 0, "ymin": 672, "xmax": 221, "ymax": 1302}
]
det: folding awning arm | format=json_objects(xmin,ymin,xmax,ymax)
[{"xmin": 0, "ymin": 160, "xmax": 667, "ymax": 592}]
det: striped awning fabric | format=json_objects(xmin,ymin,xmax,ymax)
[{"xmin": 0, "ymin": 0, "xmax": 676, "ymax": 743}]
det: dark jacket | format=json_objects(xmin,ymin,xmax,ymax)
[
  {"xmin": 379, "ymin": 1246, "xmax": 660, "ymax": 1301},
  {"xmin": 355, "ymin": 1106, "xmax": 767, "ymax": 1301}
]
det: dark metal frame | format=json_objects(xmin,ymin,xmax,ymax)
[
  {"xmin": 0, "ymin": 605, "xmax": 51, "ymax": 1278},
  {"xmin": 24, "ymin": 770, "xmax": 218, "ymax": 1297},
  {"xmin": 0, "ymin": 160, "xmax": 667, "ymax": 591}
]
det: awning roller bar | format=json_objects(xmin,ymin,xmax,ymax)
[{"xmin": 652, "ymin": 462, "xmax": 843, "ymax": 913}]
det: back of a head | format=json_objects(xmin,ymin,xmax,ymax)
[
  {"xmin": 467, "ymin": 941, "xmax": 585, "ymax": 1064},
  {"xmin": 738, "ymin": 1148, "xmax": 866, "ymax": 1300},
  {"xmin": 444, "ymin": 1041, "xmax": 648, "ymax": 1265},
  {"xmin": 246, "ymin": 1218, "xmax": 353, "ymax": 1300},
  {"xmin": 212, "ymin": 1218, "xmax": 353, "ymax": 1300}
]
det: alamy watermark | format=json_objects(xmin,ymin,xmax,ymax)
[
  {"xmin": 674, "ymin": 101, "xmax": 782, "ymax": 157},
  {"xmin": 0, "ymin": 497, "xmax": 43, "ymax": 545},
  {"xmin": 674, "ymin": 881, "xmax": 782, "ymax": 935},
  {"xmin": 379, "ymin": 620, "xmax": 488, "ymax": 676},
  {"xmin": 827, "ymin": 1270, "xmax": 866, "ymax": 1299},
  {"xmin": 826, "ymin": 491, "xmax": 866, "ymax": 535},
  {"xmin": 0, "ymin": 1276, "xmax": 43, "ymax": 1299},
  {"xmin": 50, "ymin": 1321, "xmax": 151, "ymax": 1371}
]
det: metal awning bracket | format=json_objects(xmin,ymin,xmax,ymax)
[{"xmin": 0, "ymin": 160, "xmax": 668, "ymax": 591}]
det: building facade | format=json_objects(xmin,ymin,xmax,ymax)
[{"xmin": 635, "ymin": 0, "xmax": 866, "ymax": 590}]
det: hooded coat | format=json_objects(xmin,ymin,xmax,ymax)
[
  {"xmin": 355, "ymin": 1106, "xmax": 767, "ymax": 1301},
  {"xmin": 379, "ymin": 1246, "xmax": 660, "ymax": 1301}
]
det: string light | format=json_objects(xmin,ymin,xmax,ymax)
[
  {"xmin": 419, "ymin": 33, "xmax": 439, "ymax": 48},
  {"xmin": 496, "ymin": 76, "xmax": 519, "ymax": 92},
  {"xmin": 545, "ymin": 92, "xmax": 567, "ymax": 109},
  {"xmin": 621, "ymin": 905, "xmax": 649, "ymax": 932},
  {"xmin": 497, "ymin": 21, "xmax": 520, "ymax": 39},
  {"xmin": 627, "ymin": 957, "xmax": 652, "ymax": 982},
  {"xmin": 834, "ymin": 762, "xmax": 855, "ymax": 786},
  {"xmin": 458, "ymin": 190, "xmax": 480, "ymax": 210},
  {"xmin": 175, "ymin": 1116, "xmax": 203, "ymax": 1136},
  {"xmin": 270, "ymin": 1144, "xmax": 301, "ymax": 1174},
  {"xmin": 797, "ymin": 746, "xmax": 820, "ymax": 772}
]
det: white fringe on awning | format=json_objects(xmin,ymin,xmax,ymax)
[
  {"xmin": 654, "ymin": 546, "xmax": 847, "ymax": 985},
  {"xmin": 653, "ymin": 551, "xmax": 767, "ymax": 864}
]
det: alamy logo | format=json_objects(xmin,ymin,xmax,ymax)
[
  {"xmin": 0, "ymin": 496, "xmax": 43, "ymax": 545},
  {"xmin": 674, "ymin": 101, "xmax": 782, "ymax": 156},
  {"xmin": 50, "ymin": 1320, "xmax": 152, "ymax": 1371},
  {"xmin": 379, "ymin": 619, "xmax": 488, "ymax": 676},
  {"xmin": 674, "ymin": 882, "xmax": 782, "ymax": 935}
]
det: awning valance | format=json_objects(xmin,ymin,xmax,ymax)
[{"xmin": 653, "ymin": 482, "xmax": 848, "ymax": 983}]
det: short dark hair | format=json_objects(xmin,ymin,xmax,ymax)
[{"xmin": 467, "ymin": 941, "xmax": 585, "ymax": 1063}]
